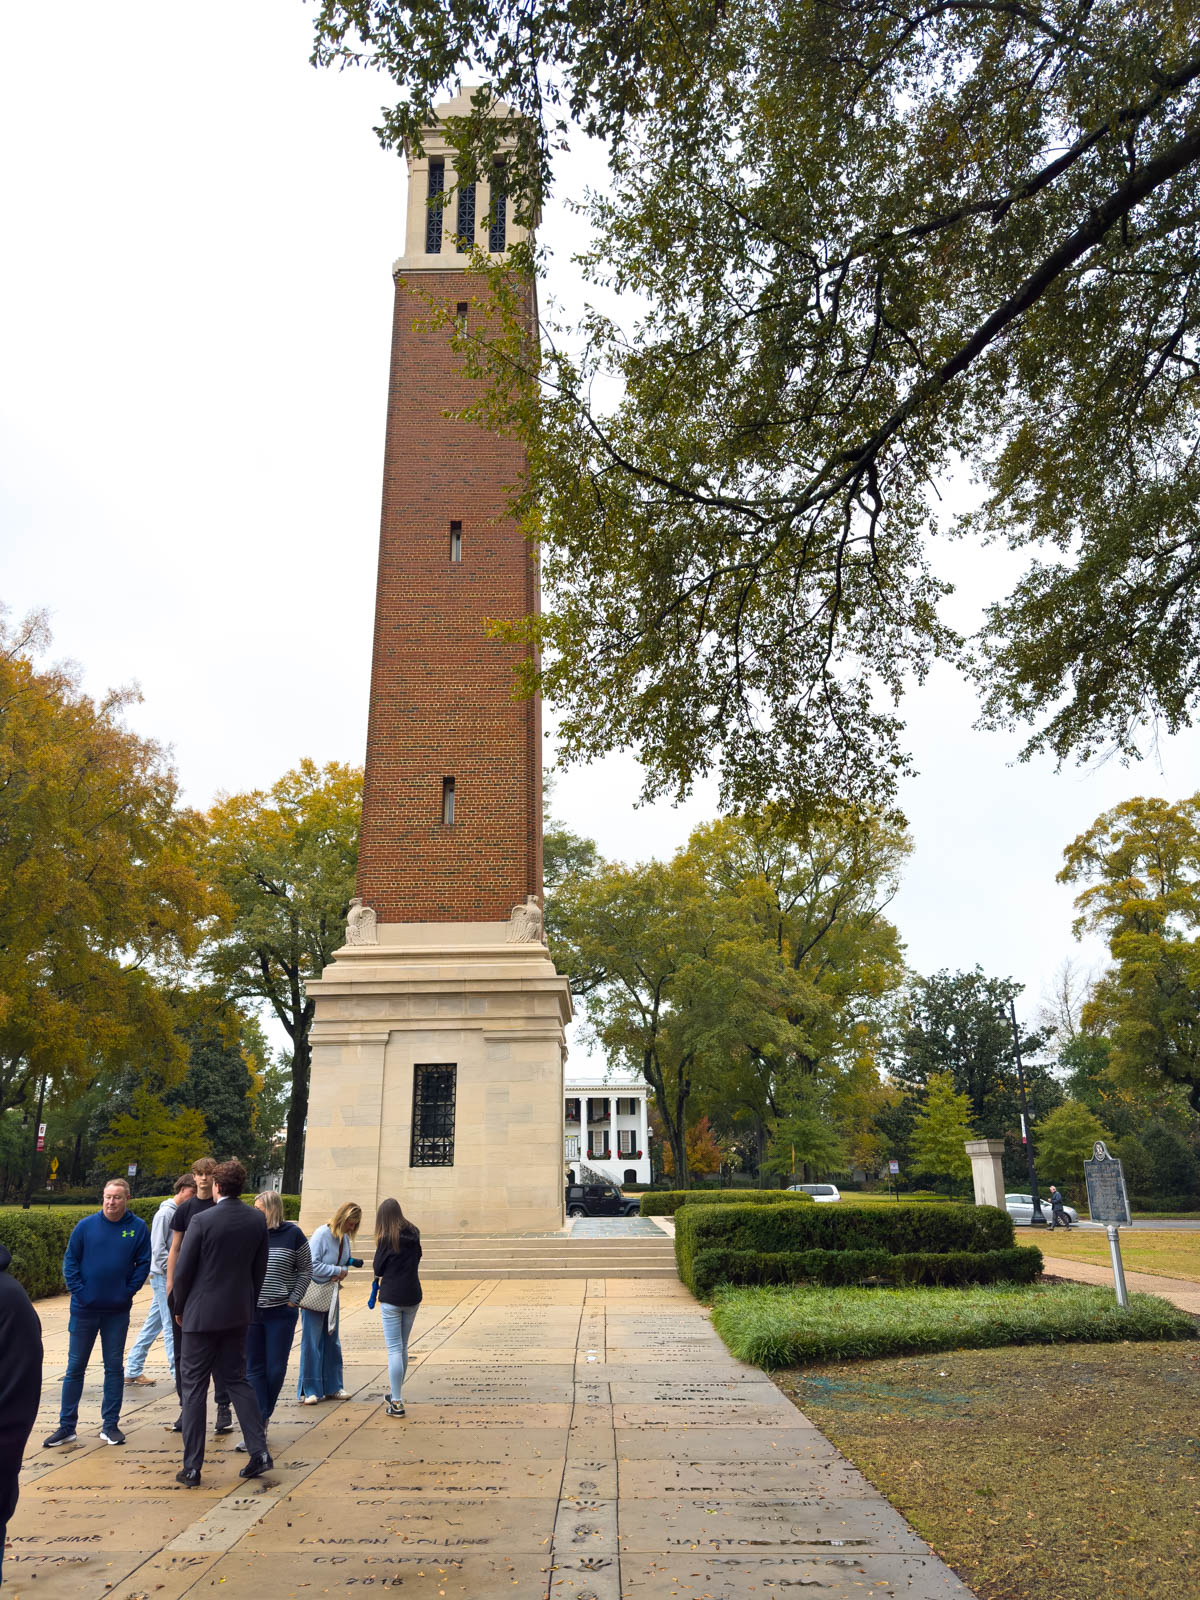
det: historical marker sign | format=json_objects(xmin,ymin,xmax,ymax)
[{"xmin": 1084, "ymin": 1141, "xmax": 1132, "ymax": 1227}]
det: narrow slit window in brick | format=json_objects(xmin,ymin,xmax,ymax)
[
  {"xmin": 450, "ymin": 520, "xmax": 462, "ymax": 562},
  {"xmin": 455, "ymin": 301, "xmax": 468, "ymax": 330},
  {"xmin": 441, "ymin": 776, "xmax": 455, "ymax": 824},
  {"xmin": 489, "ymin": 166, "xmax": 507, "ymax": 253},
  {"xmin": 426, "ymin": 160, "xmax": 445, "ymax": 254},
  {"xmin": 455, "ymin": 181, "xmax": 476, "ymax": 252},
  {"xmin": 411, "ymin": 1064, "xmax": 456, "ymax": 1166}
]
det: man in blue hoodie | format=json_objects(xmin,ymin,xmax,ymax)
[{"xmin": 43, "ymin": 1177, "xmax": 151, "ymax": 1448}]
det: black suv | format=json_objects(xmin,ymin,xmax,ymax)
[{"xmin": 565, "ymin": 1181, "xmax": 639, "ymax": 1218}]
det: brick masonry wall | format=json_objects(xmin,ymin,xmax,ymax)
[{"xmin": 357, "ymin": 269, "xmax": 543, "ymax": 922}]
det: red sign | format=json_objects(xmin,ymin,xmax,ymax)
[{"xmin": 36, "ymin": 1137, "xmax": 45, "ymax": 1151}]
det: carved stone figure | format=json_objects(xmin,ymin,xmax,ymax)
[
  {"xmin": 345, "ymin": 896, "xmax": 378, "ymax": 946},
  {"xmin": 505, "ymin": 895, "xmax": 543, "ymax": 944}
]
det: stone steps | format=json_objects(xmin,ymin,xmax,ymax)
[{"xmin": 418, "ymin": 1233, "xmax": 678, "ymax": 1279}]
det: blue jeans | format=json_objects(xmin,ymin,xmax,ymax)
[
  {"xmin": 379, "ymin": 1303, "xmax": 418, "ymax": 1403},
  {"xmin": 125, "ymin": 1275, "xmax": 174, "ymax": 1380},
  {"xmin": 297, "ymin": 1307, "xmax": 342, "ymax": 1399},
  {"xmin": 247, "ymin": 1304, "xmax": 299, "ymax": 1421},
  {"xmin": 61, "ymin": 1309, "xmax": 130, "ymax": 1433}
]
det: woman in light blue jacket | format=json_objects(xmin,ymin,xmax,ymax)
[{"xmin": 298, "ymin": 1202, "xmax": 361, "ymax": 1402}]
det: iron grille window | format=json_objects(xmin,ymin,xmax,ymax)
[
  {"xmin": 488, "ymin": 166, "xmax": 507, "ymax": 253},
  {"xmin": 456, "ymin": 181, "xmax": 476, "ymax": 252},
  {"xmin": 426, "ymin": 161, "xmax": 445, "ymax": 254},
  {"xmin": 411, "ymin": 1064, "xmax": 456, "ymax": 1166}
]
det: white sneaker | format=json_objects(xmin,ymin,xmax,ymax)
[
  {"xmin": 301, "ymin": 1394, "xmax": 320, "ymax": 1405},
  {"xmin": 332, "ymin": 1389, "xmax": 350, "ymax": 1399}
]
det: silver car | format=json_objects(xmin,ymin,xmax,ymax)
[
  {"xmin": 1005, "ymin": 1191, "xmax": 1077, "ymax": 1227},
  {"xmin": 787, "ymin": 1183, "xmax": 842, "ymax": 1203}
]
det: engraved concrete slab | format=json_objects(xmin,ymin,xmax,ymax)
[
  {"xmin": 325, "ymin": 1424, "xmax": 572, "ymax": 1460},
  {"xmin": 613, "ymin": 1402, "xmax": 812, "ymax": 1427},
  {"xmin": 295, "ymin": 1458, "xmax": 566, "ymax": 1497},
  {"xmin": 184, "ymin": 1550, "xmax": 558, "ymax": 1596},
  {"xmin": 618, "ymin": 1495, "xmax": 926, "ymax": 1554},
  {"xmin": 249, "ymin": 1493, "xmax": 559, "ymax": 1550},
  {"xmin": 619, "ymin": 1552, "xmax": 978, "ymax": 1597},
  {"xmin": 615, "ymin": 1424, "xmax": 838, "ymax": 1460},
  {"xmin": 1, "ymin": 1546, "xmax": 149, "ymax": 1600},
  {"xmin": 618, "ymin": 1456, "xmax": 876, "ymax": 1498}
]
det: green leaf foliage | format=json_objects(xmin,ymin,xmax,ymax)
[
  {"xmin": 204, "ymin": 760, "xmax": 361, "ymax": 1191},
  {"xmin": 908, "ymin": 1074, "xmax": 977, "ymax": 1186},
  {"xmin": 1036, "ymin": 1102, "xmax": 1111, "ymax": 1187},
  {"xmin": 1062, "ymin": 795, "xmax": 1200, "ymax": 1113},
  {"xmin": 316, "ymin": 0, "xmax": 1200, "ymax": 810}
]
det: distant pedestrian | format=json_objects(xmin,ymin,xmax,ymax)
[
  {"xmin": 44, "ymin": 1178, "xmax": 150, "ymax": 1448},
  {"xmin": 0, "ymin": 1242, "xmax": 42, "ymax": 1587},
  {"xmin": 165, "ymin": 1157, "xmax": 234, "ymax": 1435},
  {"xmin": 1048, "ymin": 1186, "xmax": 1071, "ymax": 1229},
  {"xmin": 372, "ymin": 1198, "xmax": 422, "ymax": 1418},
  {"xmin": 243, "ymin": 1191, "xmax": 311, "ymax": 1444},
  {"xmin": 125, "ymin": 1173, "xmax": 196, "ymax": 1387},
  {"xmin": 171, "ymin": 1159, "xmax": 270, "ymax": 1487},
  {"xmin": 298, "ymin": 1202, "xmax": 362, "ymax": 1404}
]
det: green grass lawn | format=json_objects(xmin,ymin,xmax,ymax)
[
  {"xmin": 780, "ymin": 1341, "xmax": 1200, "ymax": 1600},
  {"xmin": 710, "ymin": 1281, "xmax": 1196, "ymax": 1368}
]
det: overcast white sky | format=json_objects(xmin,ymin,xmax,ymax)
[{"xmin": 4, "ymin": 2, "xmax": 1197, "ymax": 1052}]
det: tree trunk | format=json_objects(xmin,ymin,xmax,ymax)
[{"xmin": 281, "ymin": 1032, "xmax": 311, "ymax": 1194}]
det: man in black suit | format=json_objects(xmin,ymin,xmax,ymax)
[{"xmin": 172, "ymin": 1159, "xmax": 270, "ymax": 1486}]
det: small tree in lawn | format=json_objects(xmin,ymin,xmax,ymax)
[
  {"xmin": 1037, "ymin": 1102, "xmax": 1111, "ymax": 1194},
  {"xmin": 909, "ymin": 1074, "xmax": 976, "ymax": 1196}
]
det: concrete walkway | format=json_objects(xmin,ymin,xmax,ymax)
[
  {"xmin": 1040, "ymin": 1253, "xmax": 1200, "ymax": 1314},
  {"xmin": 10, "ymin": 1276, "xmax": 973, "ymax": 1600}
]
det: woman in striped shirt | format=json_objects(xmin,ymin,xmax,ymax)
[{"xmin": 243, "ymin": 1192, "xmax": 311, "ymax": 1441}]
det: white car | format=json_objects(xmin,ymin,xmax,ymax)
[
  {"xmin": 1005, "ymin": 1191, "xmax": 1077, "ymax": 1227},
  {"xmin": 787, "ymin": 1183, "xmax": 842, "ymax": 1203}
]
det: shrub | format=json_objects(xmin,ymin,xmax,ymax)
[
  {"xmin": 688, "ymin": 1243, "xmax": 1042, "ymax": 1297},
  {"xmin": 1128, "ymin": 1194, "xmax": 1200, "ymax": 1213},
  {"xmin": 710, "ymin": 1282, "xmax": 1197, "ymax": 1369},
  {"xmin": 0, "ymin": 1192, "xmax": 302, "ymax": 1299},
  {"xmin": 675, "ymin": 1199, "xmax": 1012, "ymax": 1293},
  {"xmin": 640, "ymin": 1188, "xmax": 816, "ymax": 1217}
]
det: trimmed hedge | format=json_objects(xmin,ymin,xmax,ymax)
[
  {"xmin": 1128, "ymin": 1194, "xmax": 1200, "ymax": 1213},
  {"xmin": 640, "ymin": 1188, "xmax": 816, "ymax": 1218},
  {"xmin": 675, "ymin": 1201, "xmax": 1016, "ymax": 1296},
  {"xmin": 688, "ymin": 1243, "xmax": 1042, "ymax": 1298},
  {"xmin": 0, "ymin": 1193, "xmax": 301, "ymax": 1301}
]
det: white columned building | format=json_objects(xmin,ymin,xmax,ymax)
[{"xmin": 564, "ymin": 1069, "xmax": 651, "ymax": 1187}]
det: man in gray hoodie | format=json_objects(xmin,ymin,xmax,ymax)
[{"xmin": 125, "ymin": 1174, "xmax": 196, "ymax": 1387}]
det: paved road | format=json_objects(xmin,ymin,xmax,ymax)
[{"xmin": 12, "ymin": 1275, "xmax": 974, "ymax": 1600}]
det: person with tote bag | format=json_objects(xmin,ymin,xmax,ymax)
[
  {"xmin": 370, "ymin": 1198, "xmax": 422, "ymax": 1418},
  {"xmin": 297, "ymin": 1202, "xmax": 361, "ymax": 1403}
]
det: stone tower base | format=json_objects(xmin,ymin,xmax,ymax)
[{"xmin": 300, "ymin": 923, "xmax": 570, "ymax": 1237}]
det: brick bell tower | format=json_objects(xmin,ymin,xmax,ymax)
[{"xmin": 301, "ymin": 91, "xmax": 571, "ymax": 1236}]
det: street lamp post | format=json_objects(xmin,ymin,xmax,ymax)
[{"xmin": 1008, "ymin": 998, "xmax": 1046, "ymax": 1227}]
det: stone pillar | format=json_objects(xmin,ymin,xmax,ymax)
[{"xmin": 965, "ymin": 1139, "xmax": 1006, "ymax": 1209}]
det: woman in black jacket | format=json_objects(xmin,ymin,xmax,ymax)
[{"xmin": 372, "ymin": 1198, "xmax": 422, "ymax": 1417}]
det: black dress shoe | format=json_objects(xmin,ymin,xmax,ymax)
[
  {"xmin": 176, "ymin": 1468, "xmax": 201, "ymax": 1487},
  {"xmin": 166, "ymin": 1415, "xmax": 183, "ymax": 1432},
  {"xmin": 214, "ymin": 1404, "xmax": 234, "ymax": 1434},
  {"xmin": 238, "ymin": 1451, "xmax": 273, "ymax": 1480}
]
